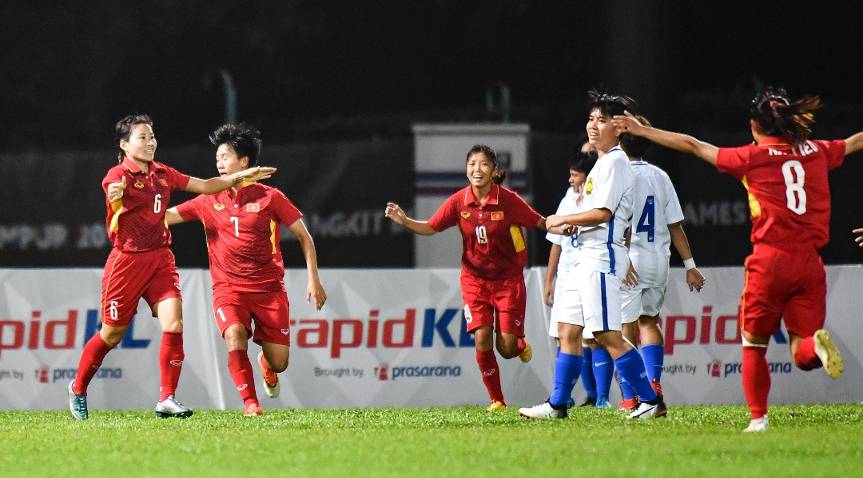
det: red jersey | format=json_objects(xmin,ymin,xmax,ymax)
[
  {"xmin": 716, "ymin": 137, "xmax": 846, "ymax": 249},
  {"xmin": 175, "ymin": 183, "xmax": 303, "ymax": 293},
  {"xmin": 428, "ymin": 184, "xmax": 541, "ymax": 280},
  {"xmin": 103, "ymin": 158, "xmax": 190, "ymax": 252}
]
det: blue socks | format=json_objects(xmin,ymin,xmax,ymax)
[
  {"xmin": 581, "ymin": 347, "xmax": 596, "ymax": 398},
  {"xmin": 618, "ymin": 371, "xmax": 636, "ymax": 400},
  {"xmin": 550, "ymin": 352, "xmax": 582, "ymax": 407},
  {"xmin": 641, "ymin": 344, "xmax": 664, "ymax": 383},
  {"xmin": 592, "ymin": 348, "xmax": 613, "ymax": 401},
  {"xmin": 614, "ymin": 348, "xmax": 657, "ymax": 403}
]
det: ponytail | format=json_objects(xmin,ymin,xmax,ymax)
[{"xmin": 750, "ymin": 88, "xmax": 821, "ymax": 147}]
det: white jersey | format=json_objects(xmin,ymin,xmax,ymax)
[
  {"xmin": 628, "ymin": 159, "xmax": 685, "ymax": 287},
  {"xmin": 546, "ymin": 187, "xmax": 580, "ymax": 289},
  {"xmin": 574, "ymin": 145, "xmax": 634, "ymax": 279}
]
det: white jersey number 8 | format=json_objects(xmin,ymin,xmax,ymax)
[{"xmin": 781, "ymin": 160, "xmax": 806, "ymax": 215}]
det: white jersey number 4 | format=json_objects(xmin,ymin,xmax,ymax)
[{"xmin": 781, "ymin": 160, "xmax": 806, "ymax": 215}]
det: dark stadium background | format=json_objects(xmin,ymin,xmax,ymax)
[{"xmin": 2, "ymin": 1, "xmax": 862, "ymax": 268}]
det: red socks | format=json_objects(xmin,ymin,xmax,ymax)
[
  {"xmin": 72, "ymin": 334, "xmax": 113, "ymax": 394},
  {"xmin": 227, "ymin": 350, "xmax": 259, "ymax": 406},
  {"xmin": 476, "ymin": 350, "xmax": 505, "ymax": 404},
  {"xmin": 742, "ymin": 346, "xmax": 770, "ymax": 419},
  {"xmin": 793, "ymin": 335, "xmax": 821, "ymax": 370},
  {"xmin": 159, "ymin": 332, "xmax": 184, "ymax": 401}
]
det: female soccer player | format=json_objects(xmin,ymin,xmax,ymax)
[
  {"xmin": 521, "ymin": 91, "xmax": 663, "ymax": 420},
  {"xmin": 385, "ymin": 144, "xmax": 546, "ymax": 411},
  {"xmin": 613, "ymin": 87, "xmax": 863, "ymax": 431},
  {"xmin": 165, "ymin": 123, "xmax": 326, "ymax": 416},
  {"xmin": 68, "ymin": 114, "xmax": 275, "ymax": 420},
  {"xmin": 542, "ymin": 147, "xmax": 599, "ymax": 408}
]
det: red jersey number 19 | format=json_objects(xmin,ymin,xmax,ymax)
[
  {"xmin": 475, "ymin": 225, "xmax": 488, "ymax": 244},
  {"xmin": 781, "ymin": 160, "xmax": 806, "ymax": 215}
]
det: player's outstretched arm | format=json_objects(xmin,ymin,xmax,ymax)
[
  {"xmin": 844, "ymin": 131, "xmax": 863, "ymax": 156},
  {"xmin": 288, "ymin": 218, "xmax": 327, "ymax": 311},
  {"xmin": 185, "ymin": 166, "xmax": 278, "ymax": 195},
  {"xmin": 613, "ymin": 111, "xmax": 719, "ymax": 166},
  {"xmin": 669, "ymin": 221, "xmax": 705, "ymax": 292},
  {"xmin": 547, "ymin": 208, "xmax": 611, "ymax": 228},
  {"xmin": 384, "ymin": 202, "xmax": 437, "ymax": 235},
  {"xmin": 164, "ymin": 207, "xmax": 186, "ymax": 226}
]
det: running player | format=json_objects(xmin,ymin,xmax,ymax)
[
  {"xmin": 166, "ymin": 123, "xmax": 326, "ymax": 416},
  {"xmin": 385, "ymin": 144, "xmax": 546, "ymax": 411},
  {"xmin": 520, "ymin": 91, "xmax": 664, "ymax": 420},
  {"xmin": 68, "ymin": 114, "xmax": 275, "ymax": 420},
  {"xmin": 616, "ymin": 114, "xmax": 705, "ymax": 411},
  {"xmin": 542, "ymin": 147, "xmax": 598, "ymax": 408},
  {"xmin": 613, "ymin": 87, "xmax": 863, "ymax": 431}
]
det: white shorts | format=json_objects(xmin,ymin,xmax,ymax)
[
  {"xmin": 549, "ymin": 285, "xmax": 592, "ymax": 339},
  {"xmin": 621, "ymin": 285, "xmax": 666, "ymax": 323},
  {"xmin": 572, "ymin": 267, "xmax": 622, "ymax": 336}
]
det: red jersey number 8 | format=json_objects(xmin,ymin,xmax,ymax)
[
  {"xmin": 781, "ymin": 160, "xmax": 806, "ymax": 215},
  {"xmin": 475, "ymin": 225, "xmax": 488, "ymax": 244}
]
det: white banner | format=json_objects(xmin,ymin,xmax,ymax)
[{"xmin": 1, "ymin": 266, "xmax": 859, "ymax": 409}]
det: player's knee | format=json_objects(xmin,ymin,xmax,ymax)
[
  {"xmin": 223, "ymin": 326, "xmax": 248, "ymax": 351},
  {"xmin": 741, "ymin": 330, "xmax": 769, "ymax": 346},
  {"xmin": 495, "ymin": 340, "xmax": 518, "ymax": 359},
  {"xmin": 162, "ymin": 319, "xmax": 183, "ymax": 334}
]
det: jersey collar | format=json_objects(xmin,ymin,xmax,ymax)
[
  {"xmin": 464, "ymin": 183, "xmax": 500, "ymax": 207},
  {"xmin": 756, "ymin": 136, "xmax": 790, "ymax": 147},
  {"xmin": 121, "ymin": 157, "xmax": 163, "ymax": 175}
]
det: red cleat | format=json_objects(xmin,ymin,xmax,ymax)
[
  {"xmin": 619, "ymin": 397, "xmax": 639, "ymax": 411},
  {"xmin": 651, "ymin": 379, "xmax": 664, "ymax": 400}
]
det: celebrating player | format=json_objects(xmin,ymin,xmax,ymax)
[
  {"xmin": 385, "ymin": 144, "xmax": 545, "ymax": 411},
  {"xmin": 616, "ymin": 114, "xmax": 705, "ymax": 411},
  {"xmin": 520, "ymin": 91, "xmax": 664, "ymax": 420},
  {"xmin": 613, "ymin": 87, "xmax": 863, "ymax": 431},
  {"xmin": 165, "ymin": 123, "xmax": 325, "ymax": 416},
  {"xmin": 542, "ymin": 146, "xmax": 598, "ymax": 408},
  {"xmin": 68, "ymin": 114, "xmax": 276, "ymax": 420}
]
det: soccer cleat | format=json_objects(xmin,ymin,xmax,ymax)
[
  {"xmin": 619, "ymin": 397, "xmax": 639, "ymax": 411},
  {"xmin": 243, "ymin": 403, "xmax": 264, "ymax": 417},
  {"xmin": 813, "ymin": 330, "xmax": 844, "ymax": 379},
  {"xmin": 595, "ymin": 397, "xmax": 612, "ymax": 409},
  {"xmin": 68, "ymin": 381, "xmax": 88, "ymax": 420},
  {"xmin": 627, "ymin": 400, "xmax": 665, "ymax": 419},
  {"xmin": 518, "ymin": 401, "xmax": 567, "ymax": 419},
  {"xmin": 486, "ymin": 400, "xmax": 507, "ymax": 412},
  {"xmin": 743, "ymin": 415, "xmax": 768, "ymax": 433},
  {"xmin": 518, "ymin": 341, "xmax": 533, "ymax": 363},
  {"xmin": 155, "ymin": 395, "xmax": 193, "ymax": 418},
  {"xmin": 578, "ymin": 396, "xmax": 597, "ymax": 407},
  {"xmin": 258, "ymin": 351, "xmax": 281, "ymax": 398}
]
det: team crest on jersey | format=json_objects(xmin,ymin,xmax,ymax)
[
  {"xmin": 585, "ymin": 178, "xmax": 594, "ymax": 195},
  {"xmin": 460, "ymin": 211, "xmax": 471, "ymax": 219},
  {"xmin": 213, "ymin": 203, "xmax": 225, "ymax": 211},
  {"xmin": 246, "ymin": 203, "xmax": 261, "ymax": 213},
  {"xmin": 280, "ymin": 328, "xmax": 290, "ymax": 336},
  {"xmin": 134, "ymin": 181, "xmax": 145, "ymax": 189},
  {"xmin": 158, "ymin": 178, "xmax": 169, "ymax": 187},
  {"xmin": 491, "ymin": 211, "xmax": 504, "ymax": 221}
]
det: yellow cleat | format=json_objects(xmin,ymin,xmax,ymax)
[
  {"xmin": 519, "ymin": 341, "xmax": 532, "ymax": 363},
  {"xmin": 486, "ymin": 401, "xmax": 507, "ymax": 412},
  {"xmin": 814, "ymin": 329, "xmax": 844, "ymax": 379}
]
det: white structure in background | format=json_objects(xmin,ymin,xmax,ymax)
[{"xmin": 411, "ymin": 123, "xmax": 530, "ymax": 267}]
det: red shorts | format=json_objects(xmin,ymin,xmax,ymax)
[
  {"xmin": 460, "ymin": 272, "xmax": 526, "ymax": 337},
  {"xmin": 212, "ymin": 289, "xmax": 291, "ymax": 346},
  {"xmin": 101, "ymin": 247, "xmax": 182, "ymax": 326},
  {"xmin": 740, "ymin": 244, "xmax": 826, "ymax": 338}
]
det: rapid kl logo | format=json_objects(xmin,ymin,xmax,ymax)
[
  {"xmin": 0, "ymin": 309, "xmax": 151, "ymax": 359},
  {"xmin": 662, "ymin": 305, "xmax": 787, "ymax": 355},
  {"xmin": 290, "ymin": 308, "xmax": 475, "ymax": 358}
]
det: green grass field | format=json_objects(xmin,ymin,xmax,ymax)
[{"xmin": 1, "ymin": 404, "xmax": 861, "ymax": 477}]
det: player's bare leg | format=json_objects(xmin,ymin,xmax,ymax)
[{"xmin": 495, "ymin": 330, "xmax": 530, "ymax": 362}]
